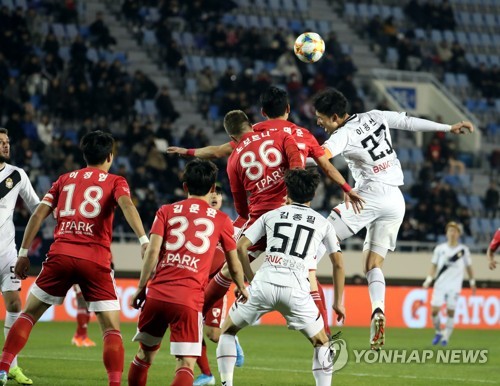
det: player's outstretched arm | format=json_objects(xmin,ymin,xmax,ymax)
[
  {"xmin": 130, "ymin": 234, "xmax": 162, "ymax": 309},
  {"xmin": 225, "ymin": 248, "xmax": 249, "ymax": 303},
  {"xmin": 466, "ymin": 266, "xmax": 477, "ymax": 295},
  {"xmin": 15, "ymin": 203, "xmax": 53, "ymax": 279},
  {"xmin": 315, "ymin": 155, "xmax": 365, "ymax": 214},
  {"xmin": 118, "ymin": 195, "xmax": 149, "ymax": 257},
  {"xmin": 423, "ymin": 264, "xmax": 437, "ymax": 288},
  {"xmin": 167, "ymin": 142, "xmax": 233, "ymax": 159},
  {"xmin": 449, "ymin": 121, "xmax": 474, "ymax": 135},
  {"xmin": 330, "ymin": 251, "xmax": 345, "ymax": 323},
  {"xmin": 236, "ymin": 236, "xmax": 255, "ymax": 282}
]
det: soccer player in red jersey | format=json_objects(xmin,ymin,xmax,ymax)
[
  {"xmin": 0, "ymin": 131, "xmax": 149, "ymax": 386},
  {"xmin": 194, "ymin": 185, "xmax": 244, "ymax": 386},
  {"xmin": 127, "ymin": 159, "xmax": 248, "ymax": 386},
  {"xmin": 487, "ymin": 228, "xmax": 500, "ymax": 270}
]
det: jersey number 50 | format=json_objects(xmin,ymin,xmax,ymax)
[{"xmin": 240, "ymin": 140, "xmax": 282, "ymax": 180}]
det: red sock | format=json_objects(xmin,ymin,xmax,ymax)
[
  {"xmin": 171, "ymin": 367, "xmax": 194, "ymax": 386},
  {"xmin": 0, "ymin": 314, "xmax": 35, "ymax": 372},
  {"xmin": 196, "ymin": 339, "xmax": 211, "ymax": 376},
  {"xmin": 128, "ymin": 355, "xmax": 151, "ymax": 386},
  {"xmin": 318, "ymin": 282, "xmax": 331, "ymax": 335},
  {"xmin": 103, "ymin": 330, "xmax": 124, "ymax": 386},
  {"xmin": 311, "ymin": 290, "xmax": 330, "ymax": 336},
  {"xmin": 76, "ymin": 309, "xmax": 90, "ymax": 337},
  {"xmin": 203, "ymin": 272, "xmax": 232, "ymax": 315}
]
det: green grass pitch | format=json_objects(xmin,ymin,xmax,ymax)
[{"xmin": 6, "ymin": 322, "xmax": 498, "ymax": 385}]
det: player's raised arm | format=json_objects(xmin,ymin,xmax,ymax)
[
  {"xmin": 130, "ymin": 233, "xmax": 162, "ymax": 309},
  {"xmin": 329, "ymin": 251, "xmax": 345, "ymax": 323},
  {"xmin": 236, "ymin": 236, "xmax": 255, "ymax": 282},
  {"xmin": 381, "ymin": 110, "xmax": 475, "ymax": 135},
  {"xmin": 15, "ymin": 203, "xmax": 53, "ymax": 279},
  {"xmin": 167, "ymin": 142, "xmax": 234, "ymax": 159},
  {"xmin": 486, "ymin": 229, "xmax": 499, "ymax": 270},
  {"xmin": 282, "ymin": 133, "xmax": 305, "ymax": 169},
  {"xmin": 117, "ymin": 195, "xmax": 149, "ymax": 257}
]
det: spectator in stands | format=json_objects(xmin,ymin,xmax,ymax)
[
  {"xmin": 155, "ymin": 86, "xmax": 180, "ymax": 122},
  {"xmin": 484, "ymin": 182, "xmax": 499, "ymax": 219},
  {"xmin": 164, "ymin": 40, "xmax": 187, "ymax": 78},
  {"xmin": 132, "ymin": 70, "xmax": 158, "ymax": 99},
  {"xmin": 36, "ymin": 115, "xmax": 54, "ymax": 146},
  {"xmin": 197, "ymin": 66, "xmax": 218, "ymax": 103},
  {"xmin": 89, "ymin": 12, "xmax": 117, "ymax": 49},
  {"xmin": 42, "ymin": 31, "xmax": 60, "ymax": 57}
]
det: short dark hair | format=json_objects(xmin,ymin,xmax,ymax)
[
  {"xmin": 260, "ymin": 86, "xmax": 288, "ymax": 118},
  {"xmin": 80, "ymin": 130, "xmax": 114, "ymax": 165},
  {"xmin": 285, "ymin": 169, "xmax": 320, "ymax": 203},
  {"xmin": 0, "ymin": 128, "xmax": 8, "ymax": 135},
  {"xmin": 223, "ymin": 110, "xmax": 251, "ymax": 136},
  {"xmin": 313, "ymin": 88, "xmax": 348, "ymax": 117},
  {"xmin": 183, "ymin": 159, "xmax": 218, "ymax": 196}
]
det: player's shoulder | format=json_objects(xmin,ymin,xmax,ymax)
[
  {"xmin": 4, "ymin": 163, "xmax": 28, "ymax": 178},
  {"xmin": 459, "ymin": 243, "xmax": 471, "ymax": 253}
]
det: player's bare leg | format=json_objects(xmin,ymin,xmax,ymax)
[
  {"xmin": 431, "ymin": 306, "xmax": 442, "ymax": 345},
  {"xmin": 172, "ymin": 356, "xmax": 197, "ymax": 386},
  {"xmin": 307, "ymin": 328, "xmax": 332, "ymax": 386},
  {"xmin": 216, "ymin": 315, "xmax": 243, "ymax": 386},
  {"xmin": 364, "ymin": 250, "xmax": 386, "ymax": 351},
  {"xmin": 195, "ymin": 327, "xmax": 220, "ymax": 386},
  {"xmin": 441, "ymin": 309, "xmax": 455, "ymax": 346},
  {"xmin": 128, "ymin": 346, "xmax": 159, "ymax": 386},
  {"xmin": 96, "ymin": 310, "xmax": 123, "ymax": 386},
  {"xmin": 0, "ymin": 293, "xmax": 51, "ymax": 385}
]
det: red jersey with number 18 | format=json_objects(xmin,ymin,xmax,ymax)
[
  {"xmin": 41, "ymin": 167, "xmax": 131, "ymax": 268},
  {"xmin": 147, "ymin": 198, "xmax": 236, "ymax": 312}
]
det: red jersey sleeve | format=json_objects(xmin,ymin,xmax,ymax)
[
  {"xmin": 113, "ymin": 176, "xmax": 131, "ymax": 201},
  {"xmin": 303, "ymin": 130, "xmax": 325, "ymax": 159},
  {"xmin": 282, "ymin": 132, "xmax": 305, "ymax": 169},
  {"xmin": 490, "ymin": 229, "xmax": 500, "ymax": 253},
  {"xmin": 41, "ymin": 177, "xmax": 61, "ymax": 208},
  {"xmin": 150, "ymin": 206, "xmax": 167, "ymax": 237},
  {"xmin": 227, "ymin": 157, "xmax": 250, "ymax": 219},
  {"xmin": 219, "ymin": 216, "xmax": 237, "ymax": 252}
]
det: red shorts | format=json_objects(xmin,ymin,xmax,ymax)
[
  {"xmin": 204, "ymin": 295, "xmax": 227, "ymax": 328},
  {"xmin": 133, "ymin": 298, "xmax": 202, "ymax": 357},
  {"xmin": 33, "ymin": 254, "xmax": 119, "ymax": 312}
]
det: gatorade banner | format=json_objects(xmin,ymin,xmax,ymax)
[{"xmin": 3, "ymin": 278, "xmax": 499, "ymax": 329}]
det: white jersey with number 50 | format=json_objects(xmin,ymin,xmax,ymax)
[
  {"xmin": 322, "ymin": 110, "xmax": 451, "ymax": 187},
  {"xmin": 243, "ymin": 203, "xmax": 340, "ymax": 290}
]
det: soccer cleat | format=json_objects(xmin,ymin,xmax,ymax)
[
  {"xmin": 235, "ymin": 337, "xmax": 245, "ymax": 367},
  {"xmin": 370, "ymin": 311, "xmax": 386, "ymax": 351},
  {"xmin": 441, "ymin": 339, "xmax": 448, "ymax": 347},
  {"xmin": 0, "ymin": 370, "xmax": 7, "ymax": 386},
  {"xmin": 8, "ymin": 366, "xmax": 33, "ymax": 385},
  {"xmin": 72, "ymin": 335, "xmax": 96, "ymax": 347},
  {"xmin": 432, "ymin": 332, "xmax": 442, "ymax": 345},
  {"xmin": 193, "ymin": 374, "xmax": 216, "ymax": 385}
]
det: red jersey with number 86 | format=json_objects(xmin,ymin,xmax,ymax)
[
  {"xmin": 147, "ymin": 198, "xmax": 236, "ymax": 312},
  {"xmin": 41, "ymin": 167, "xmax": 131, "ymax": 267}
]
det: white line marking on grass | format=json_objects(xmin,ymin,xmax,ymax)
[{"xmin": 18, "ymin": 355, "xmax": 497, "ymax": 384}]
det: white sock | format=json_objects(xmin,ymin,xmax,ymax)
[
  {"xmin": 217, "ymin": 334, "xmax": 237, "ymax": 386},
  {"xmin": 432, "ymin": 314, "xmax": 441, "ymax": 333},
  {"xmin": 5, "ymin": 312, "xmax": 20, "ymax": 368},
  {"xmin": 312, "ymin": 346, "xmax": 333, "ymax": 386},
  {"xmin": 366, "ymin": 268, "xmax": 385, "ymax": 314},
  {"xmin": 444, "ymin": 316, "xmax": 454, "ymax": 341}
]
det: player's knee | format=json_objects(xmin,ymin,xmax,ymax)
[
  {"xmin": 447, "ymin": 309, "xmax": 455, "ymax": 318},
  {"xmin": 206, "ymin": 328, "xmax": 221, "ymax": 343},
  {"xmin": 5, "ymin": 298, "xmax": 21, "ymax": 312},
  {"xmin": 176, "ymin": 356, "xmax": 196, "ymax": 369}
]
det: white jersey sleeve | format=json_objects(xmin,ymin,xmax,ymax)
[
  {"xmin": 19, "ymin": 169, "xmax": 40, "ymax": 212},
  {"xmin": 322, "ymin": 128, "xmax": 349, "ymax": 159},
  {"xmin": 463, "ymin": 246, "xmax": 472, "ymax": 267},
  {"xmin": 323, "ymin": 222, "xmax": 341, "ymax": 254},
  {"xmin": 431, "ymin": 246, "xmax": 440, "ymax": 265},
  {"xmin": 243, "ymin": 214, "xmax": 267, "ymax": 245},
  {"xmin": 380, "ymin": 111, "xmax": 451, "ymax": 132}
]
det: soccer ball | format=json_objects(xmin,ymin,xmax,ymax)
[{"xmin": 294, "ymin": 32, "xmax": 325, "ymax": 63}]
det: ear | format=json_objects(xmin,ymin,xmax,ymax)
[
  {"xmin": 285, "ymin": 196, "xmax": 292, "ymax": 205},
  {"xmin": 260, "ymin": 108, "xmax": 267, "ymax": 118},
  {"xmin": 286, "ymin": 104, "xmax": 291, "ymax": 114},
  {"xmin": 107, "ymin": 153, "xmax": 113, "ymax": 163},
  {"xmin": 182, "ymin": 182, "xmax": 189, "ymax": 194},
  {"xmin": 210, "ymin": 184, "xmax": 216, "ymax": 193}
]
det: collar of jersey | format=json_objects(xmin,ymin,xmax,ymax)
[{"xmin": 291, "ymin": 203, "xmax": 308, "ymax": 208}]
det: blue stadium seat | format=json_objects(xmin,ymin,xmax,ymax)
[
  {"xmin": 215, "ymin": 57, "xmax": 228, "ymax": 74},
  {"xmin": 431, "ymin": 30, "xmax": 442, "ymax": 43},
  {"xmin": 52, "ymin": 23, "xmax": 66, "ymax": 40},
  {"xmin": 344, "ymin": 3, "xmax": 356, "ymax": 17},
  {"xmin": 403, "ymin": 170, "xmax": 414, "ymax": 186},
  {"xmin": 414, "ymin": 28, "xmax": 426, "ymax": 40},
  {"xmin": 480, "ymin": 218, "xmax": 492, "ymax": 235},
  {"xmin": 66, "ymin": 24, "xmax": 79, "ymax": 40},
  {"xmin": 289, "ymin": 19, "xmax": 303, "ymax": 33},
  {"xmin": 115, "ymin": 156, "xmax": 132, "ymax": 172},
  {"xmin": 443, "ymin": 30, "xmax": 455, "ymax": 43},
  {"xmin": 444, "ymin": 72, "xmax": 458, "ymax": 88},
  {"xmin": 295, "ymin": 0, "xmax": 309, "ymax": 12},
  {"xmin": 380, "ymin": 5, "xmax": 391, "ymax": 18},
  {"xmin": 318, "ymin": 20, "xmax": 330, "ymax": 35},
  {"xmin": 283, "ymin": 0, "xmax": 296, "ymax": 11},
  {"xmin": 410, "ymin": 148, "xmax": 424, "ymax": 164},
  {"xmin": 397, "ymin": 148, "xmax": 411, "ymax": 166},
  {"xmin": 358, "ymin": 3, "xmax": 370, "ymax": 19},
  {"xmin": 143, "ymin": 29, "xmax": 157, "ymax": 46},
  {"xmin": 203, "ymin": 56, "xmax": 216, "ymax": 70},
  {"xmin": 260, "ymin": 16, "xmax": 273, "ymax": 29},
  {"xmin": 457, "ymin": 194, "xmax": 469, "ymax": 207},
  {"xmin": 228, "ymin": 58, "xmax": 242, "ymax": 73},
  {"xmin": 86, "ymin": 48, "xmax": 99, "ymax": 63},
  {"xmin": 386, "ymin": 47, "xmax": 398, "ymax": 66},
  {"xmin": 369, "ymin": 4, "xmax": 380, "ymax": 17},
  {"xmin": 247, "ymin": 15, "xmax": 260, "ymax": 28},
  {"xmin": 37, "ymin": 175, "xmax": 52, "ymax": 194},
  {"xmin": 391, "ymin": 7, "xmax": 404, "ymax": 21},
  {"xmin": 8, "ymin": 68, "xmax": 19, "ymax": 78},
  {"xmin": 208, "ymin": 104, "xmax": 219, "ymax": 121},
  {"xmin": 144, "ymin": 99, "xmax": 157, "ymax": 116},
  {"xmin": 185, "ymin": 77, "xmax": 197, "ymax": 95},
  {"xmin": 221, "ymin": 14, "xmax": 236, "ymax": 25},
  {"xmin": 469, "ymin": 195, "xmax": 483, "ymax": 212},
  {"xmin": 134, "ymin": 99, "xmax": 144, "ymax": 115}
]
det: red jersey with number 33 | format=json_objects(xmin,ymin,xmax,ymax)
[
  {"xmin": 41, "ymin": 167, "xmax": 131, "ymax": 267},
  {"xmin": 147, "ymin": 198, "xmax": 236, "ymax": 311}
]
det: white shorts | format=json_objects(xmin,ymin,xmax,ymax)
[
  {"xmin": 328, "ymin": 182, "xmax": 405, "ymax": 253},
  {"xmin": 0, "ymin": 249, "xmax": 21, "ymax": 293},
  {"xmin": 431, "ymin": 287, "xmax": 460, "ymax": 310},
  {"xmin": 229, "ymin": 280, "xmax": 323, "ymax": 338}
]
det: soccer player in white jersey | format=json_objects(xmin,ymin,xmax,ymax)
[
  {"xmin": 0, "ymin": 128, "xmax": 37, "ymax": 385},
  {"xmin": 423, "ymin": 222, "xmax": 475, "ymax": 346},
  {"xmin": 313, "ymin": 88, "xmax": 474, "ymax": 350},
  {"xmin": 216, "ymin": 169, "xmax": 345, "ymax": 386}
]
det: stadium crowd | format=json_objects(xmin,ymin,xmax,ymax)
[{"xmin": 1, "ymin": 0, "xmax": 498, "ymax": 248}]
